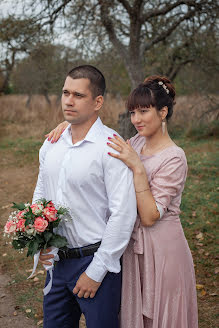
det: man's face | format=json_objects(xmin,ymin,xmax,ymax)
[{"xmin": 61, "ymin": 77, "xmax": 100, "ymax": 126}]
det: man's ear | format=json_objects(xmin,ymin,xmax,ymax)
[{"xmin": 94, "ymin": 95, "xmax": 104, "ymax": 112}]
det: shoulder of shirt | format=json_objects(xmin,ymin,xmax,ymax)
[
  {"xmin": 95, "ymin": 124, "xmax": 123, "ymax": 148},
  {"xmin": 39, "ymin": 137, "xmax": 55, "ymax": 157},
  {"xmin": 39, "ymin": 125, "xmax": 69, "ymax": 153},
  {"xmin": 101, "ymin": 124, "xmax": 121, "ymax": 138},
  {"xmin": 98, "ymin": 124, "xmax": 132, "ymax": 171}
]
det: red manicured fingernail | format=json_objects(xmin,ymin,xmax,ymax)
[
  {"xmin": 108, "ymin": 152, "xmax": 111, "ymax": 155},
  {"xmin": 107, "ymin": 142, "xmax": 110, "ymax": 145},
  {"xmin": 108, "ymin": 137, "xmax": 112, "ymax": 140},
  {"xmin": 113, "ymin": 134, "xmax": 117, "ymax": 137}
]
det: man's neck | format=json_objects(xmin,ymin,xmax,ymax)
[{"xmin": 70, "ymin": 116, "xmax": 98, "ymax": 144}]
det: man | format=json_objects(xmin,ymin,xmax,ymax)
[{"xmin": 33, "ymin": 65, "xmax": 137, "ymax": 328}]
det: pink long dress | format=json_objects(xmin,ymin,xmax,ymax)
[{"xmin": 120, "ymin": 134, "xmax": 198, "ymax": 328}]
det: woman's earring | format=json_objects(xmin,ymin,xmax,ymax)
[{"xmin": 162, "ymin": 121, "xmax": 166, "ymax": 135}]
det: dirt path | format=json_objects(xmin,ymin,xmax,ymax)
[
  {"xmin": 0, "ymin": 272, "xmax": 37, "ymax": 327},
  {"xmin": 0, "ymin": 152, "xmax": 39, "ymax": 327}
]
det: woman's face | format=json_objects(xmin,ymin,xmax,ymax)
[{"xmin": 130, "ymin": 106, "xmax": 163, "ymax": 137}]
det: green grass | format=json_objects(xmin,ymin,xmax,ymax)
[{"xmin": 0, "ymin": 137, "xmax": 42, "ymax": 165}]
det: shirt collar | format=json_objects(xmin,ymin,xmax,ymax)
[
  {"xmin": 62, "ymin": 117, "xmax": 104, "ymax": 146},
  {"xmin": 83, "ymin": 117, "xmax": 103, "ymax": 143}
]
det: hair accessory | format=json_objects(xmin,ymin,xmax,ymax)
[{"xmin": 158, "ymin": 81, "xmax": 169, "ymax": 94}]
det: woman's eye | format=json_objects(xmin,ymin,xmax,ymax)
[
  {"xmin": 129, "ymin": 111, "xmax": 135, "ymax": 115},
  {"xmin": 141, "ymin": 109, "xmax": 148, "ymax": 113}
]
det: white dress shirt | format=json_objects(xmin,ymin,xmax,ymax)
[{"xmin": 33, "ymin": 117, "xmax": 137, "ymax": 282}]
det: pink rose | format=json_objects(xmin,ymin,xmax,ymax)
[
  {"xmin": 16, "ymin": 210, "xmax": 25, "ymax": 220},
  {"xmin": 16, "ymin": 218, "xmax": 26, "ymax": 231},
  {"xmin": 30, "ymin": 204, "xmax": 42, "ymax": 215},
  {"xmin": 43, "ymin": 207, "xmax": 57, "ymax": 222},
  {"xmin": 46, "ymin": 201, "xmax": 55, "ymax": 208},
  {"xmin": 34, "ymin": 217, "xmax": 48, "ymax": 232},
  {"xmin": 4, "ymin": 220, "xmax": 17, "ymax": 233}
]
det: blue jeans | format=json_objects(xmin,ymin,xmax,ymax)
[{"xmin": 43, "ymin": 255, "xmax": 122, "ymax": 328}]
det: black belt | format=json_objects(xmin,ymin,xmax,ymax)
[{"xmin": 58, "ymin": 241, "xmax": 101, "ymax": 260}]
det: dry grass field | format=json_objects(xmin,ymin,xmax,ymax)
[{"xmin": 0, "ymin": 94, "xmax": 218, "ymax": 327}]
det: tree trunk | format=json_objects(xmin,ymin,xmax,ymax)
[
  {"xmin": 26, "ymin": 94, "xmax": 32, "ymax": 108},
  {"xmin": 118, "ymin": 111, "xmax": 137, "ymax": 139},
  {"xmin": 118, "ymin": 59, "xmax": 143, "ymax": 139},
  {"xmin": 0, "ymin": 73, "xmax": 10, "ymax": 94},
  {"xmin": 43, "ymin": 92, "xmax": 51, "ymax": 106}
]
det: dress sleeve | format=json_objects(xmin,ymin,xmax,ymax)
[{"xmin": 150, "ymin": 155, "xmax": 187, "ymax": 214}]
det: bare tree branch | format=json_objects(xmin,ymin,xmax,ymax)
[
  {"xmin": 144, "ymin": 9, "xmax": 196, "ymax": 52},
  {"xmin": 140, "ymin": 0, "xmax": 198, "ymax": 22},
  {"xmin": 98, "ymin": 0, "xmax": 128, "ymax": 60},
  {"xmin": 117, "ymin": 0, "xmax": 132, "ymax": 14}
]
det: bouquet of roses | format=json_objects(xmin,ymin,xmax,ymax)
[
  {"xmin": 4, "ymin": 199, "xmax": 69, "ymax": 257},
  {"xmin": 4, "ymin": 199, "xmax": 71, "ymax": 295}
]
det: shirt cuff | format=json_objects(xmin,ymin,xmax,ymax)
[
  {"xmin": 155, "ymin": 202, "xmax": 164, "ymax": 219},
  {"xmin": 85, "ymin": 258, "xmax": 108, "ymax": 282}
]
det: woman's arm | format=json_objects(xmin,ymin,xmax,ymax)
[
  {"xmin": 45, "ymin": 121, "xmax": 69, "ymax": 142},
  {"xmin": 107, "ymin": 135, "xmax": 160, "ymax": 226},
  {"xmin": 132, "ymin": 164, "xmax": 160, "ymax": 226}
]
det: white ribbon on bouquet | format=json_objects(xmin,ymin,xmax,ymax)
[{"xmin": 27, "ymin": 247, "xmax": 60, "ymax": 295}]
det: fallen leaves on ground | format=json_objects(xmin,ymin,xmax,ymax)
[{"xmin": 196, "ymin": 232, "xmax": 204, "ymax": 240}]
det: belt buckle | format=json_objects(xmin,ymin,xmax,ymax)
[{"xmin": 59, "ymin": 248, "xmax": 68, "ymax": 260}]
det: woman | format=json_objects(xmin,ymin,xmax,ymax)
[{"xmin": 47, "ymin": 75, "xmax": 198, "ymax": 327}]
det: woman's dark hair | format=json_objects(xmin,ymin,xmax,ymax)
[
  {"xmin": 126, "ymin": 75, "xmax": 176, "ymax": 120},
  {"xmin": 67, "ymin": 65, "xmax": 106, "ymax": 98}
]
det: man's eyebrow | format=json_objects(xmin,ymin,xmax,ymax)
[
  {"xmin": 62, "ymin": 89, "xmax": 86, "ymax": 97},
  {"xmin": 73, "ymin": 91, "xmax": 86, "ymax": 97}
]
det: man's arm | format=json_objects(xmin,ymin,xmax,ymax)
[
  {"xmin": 73, "ymin": 152, "xmax": 137, "ymax": 298},
  {"xmin": 32, "ymin": 141, "xmax": 48, "ymax": 203}
]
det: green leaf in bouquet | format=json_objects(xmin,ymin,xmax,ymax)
[
  {"xmin": 27, "ymin": 240, "xmax": 40, "ymax": 257},
  {"xmin": 35, "ymin": 234, "xmax": 44, "ymax": 244},
  {"xmin": 25, "ymin": 217, "xmax": 33, "ymax": 227},
  {"xmin": 52, "ymin": 218, "xmax": 61, "ymax": 228},
  {"xmin": 48, "ymin": 234, "xmax": 68, "ymax": 248},
  {"xmin": 36, "ymin": 198, "xmax": 47, "ymax": 204},
  {"xmin": 24, "ymin": 207, "xmax": 34, "ymax": 219},
  {"xmin": 43, "ymin": 231, "xmax": 53, "ymax": 243},
  {"xmin": 57, "ymin": 207, "xmax": 69, "ymax": 215},
  {"xmin": 37, "ymin": 198, "xmax": 51, "ymax": 207},
  {"xmin": 45, "ymin": 200, "xmax": 52, "ymax": 206},
  {"xmin": 12, "ymin": 202, "xmax": 26, "ymax": 211}
]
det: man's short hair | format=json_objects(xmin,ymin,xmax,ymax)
[{"xmin": 67, "ymin": 65, "xmax": 106, "ymax": 98}]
